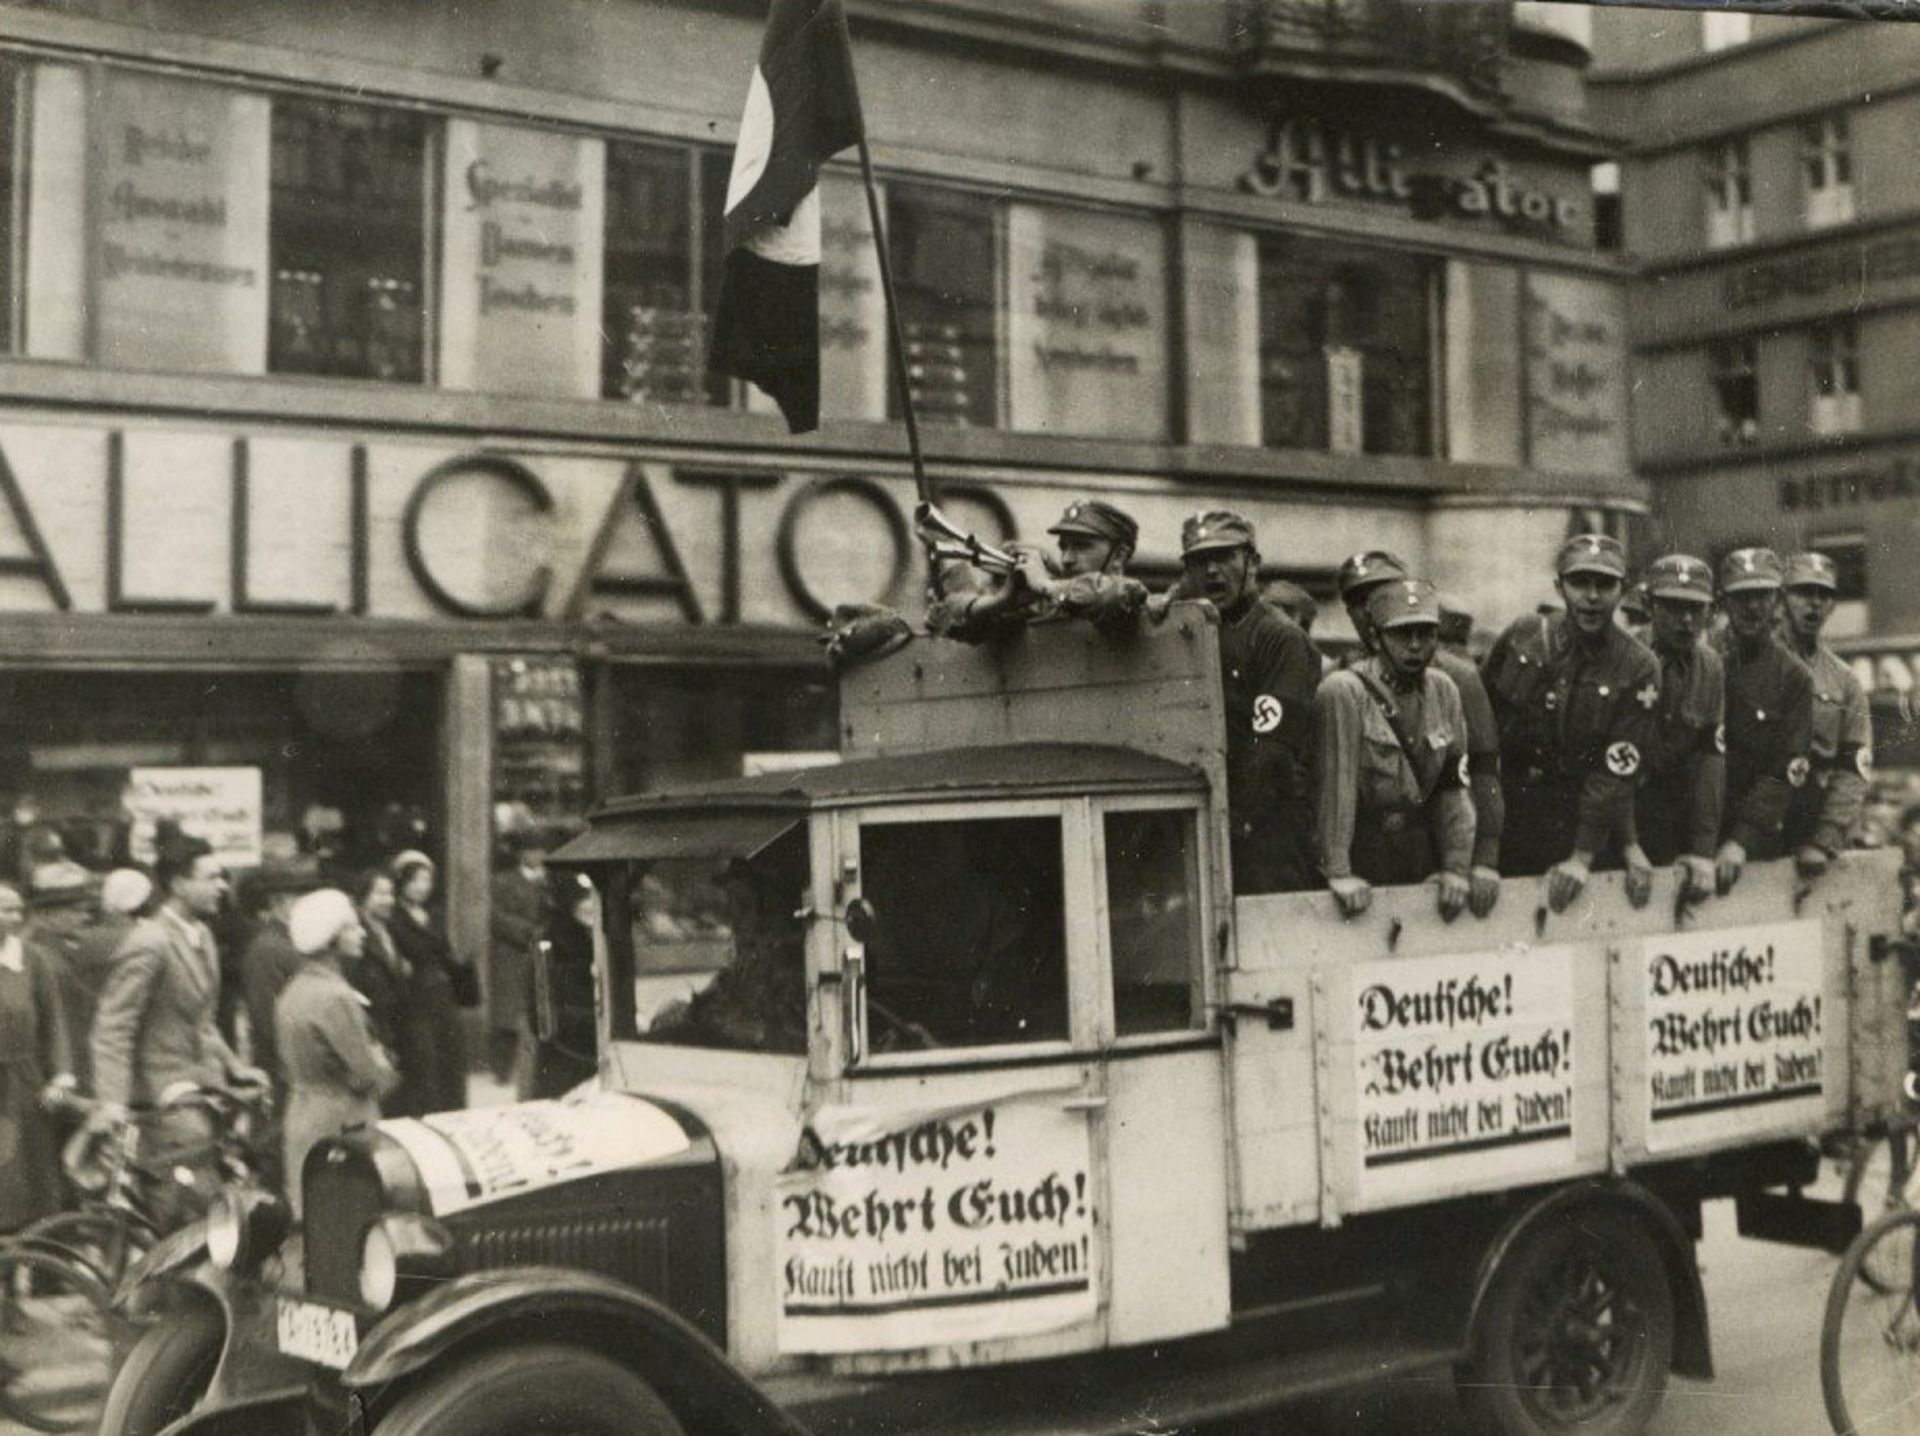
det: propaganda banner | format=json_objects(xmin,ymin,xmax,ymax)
[
  {"xmin": 776, "ymin": 1096, "xmax": 1097, "ymax": 1353},
  {"xmin": 1352, "ymin": 946, "xmax": 1577, "ymax": 1203},
  {"xmin": 1642, "ymin": 920, "xmax": 1825, "ymax": 1153}
]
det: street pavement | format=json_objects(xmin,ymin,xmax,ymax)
[{"xmin": 3, "ymin": 1152, "xmax": 1888, "ymax": 1436}]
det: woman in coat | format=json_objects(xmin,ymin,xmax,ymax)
[
  {"xmin": 0, "ymin": 881, "xmax": 75, "ymax": 1234},
  {"xmin": 275, "ymin": 889, "xmax": 397, "ymax": 1216},
  {"xmin": 532, "ymin": 876, "xmax": 599, "ymax": 1099},
  {"xmin": 386, "ymin": 854, "xmax": 470, "ymax": 1117}
]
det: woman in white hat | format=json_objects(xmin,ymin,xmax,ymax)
[{"xmin": 273, "ymin": 889, "xmax": 397, "ymax": 1216}]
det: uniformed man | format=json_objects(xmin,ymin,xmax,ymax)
[
  {"xmin": 1314, "ymin": 579, "xmax": 1474, "ymax": 921},
  {"xmin": 1180, "ymin": 509, "xmax": 1321, "ymax": 894},
  {"xmin": 1780, "ymin": 551, "xmax": 1872, "ymax": 878},
  {"xmin": 1713, "ymin": 547, "xmax": 1815, "ymax": 893},
  {"xmin": 1627, "ymin": 555, "xmax": 1725, "ymax": 904},
  {"xmin": 1046, "ymin": 500, "xmax": 1136, "ymax": 579},
  {"xmin": 1341, "ymin": 553, "xmax": 1504, "ymax": 915},
  {"xmin": 930, "ymin": 499, "xmax": 1145, "ymax": 639},
  {"xmin": 1483, "ymin": 533, "xmax": 1660, "ymax": 912}
]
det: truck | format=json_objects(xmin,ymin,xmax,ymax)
[{"xmin": 102, "ymin": 602, "xmax": 1908, "ymax": 1436}]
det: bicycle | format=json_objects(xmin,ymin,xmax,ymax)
[
  {"xmin": 1821, "ymin": 1202, "xmax": 1920, "ymax": 1435},
  {"xmin": 0, "ymin": 1083, "xmax": 271, "ymax": 1435}
]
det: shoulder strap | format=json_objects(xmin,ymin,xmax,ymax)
[{"xmin": 1353, "ymin": 666, "xmax": 1444, "ymax": 803}]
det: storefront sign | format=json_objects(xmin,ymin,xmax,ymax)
[
  {"xmin": 440, "ymin": 120, "xmax": 605, "ymax": 398},
  {"xmin": 1524, "ymin": 273, "xmax": 1627, "ymax": 475},
  {"xmin": 1237, "ymin": 117, "xmax": 1581, "ymax": 236},
  {"xmin": 126, "ymin": 766, "xmax": 263, "ymax": 867},
  {"xmin": 379, "ymin": 1094, "xmax": 690, "ymax": 1218},
  {"xmin": 1326, "ymin": 346, "xmax": 1363, "ymax": 456},
  {"xmin": 1007, "ymin": 205, "xmax": 1169, "ymax": 440},
  {"xmin": 1641, "ymin": 922, "xmax": 1824, "ymax": 1154},
  {"xmin": 1353, "ymin": 947, "xmax": 1577, "ymax": 1203},
  {"xmin": 93, "ymin": 71, "xmax": 270, "ymax": 374},
  {"xmin": 1724, "ymin": 225, "xmax": 1920, "ymax": 313},
  {"xmin": 1777, "ymin": 460, "xmax": 1920, "ymax": 513},
  {"xmin": 776, "ymin": 1097, "xmax": 1097, "ymax": 1353}
]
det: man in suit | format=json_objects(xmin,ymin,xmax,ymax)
[{"xmin": 89, "ymin": 836, "xmax": 267, "ymax": 1226}]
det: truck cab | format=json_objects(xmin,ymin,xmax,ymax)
[{"xmin": 104, "ymin": 604, "xmax": 1909, "ymax": 1436}]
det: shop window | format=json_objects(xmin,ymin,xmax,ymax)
[
  {"xmin": 603, "ymin": 141, "xmax": 717, "ymax": 405},
  {"xmin": 887, "ymin": 184, "xmax": 998, "ymax": 428},
  {"xmin": 1808, "ymin": 533, "xmax": 1868, "ymax": 639},
  {"xmin": 1701, "ymin": 11, "xmax": 1753, "ymax": 50},
  {"xmin": 1801, "ymin": 114, "xmax": 1854, "ymax": 230},
  {"xmin": 0, "ymin": 59, "xmax": 16, "ymax": 353},
  {"xmin": 1710, "ymin": 338, "xmax": 1759, "ymax": 446},
  {"xmin": 1704, "ymin": 139, "xmax": 1754, "ymax": 249},
  {"xmin": 270, "ymin": 97, "xmax": 428, "ymax": 382},
  {"xmin": 859, "ymin": 814, "xmax": 1067, "ymax": 1050},
  {"xmin": 604, "ymin": 665, "xmax": 836, "ymax": 796},
  {"xmin": 1103, "ymin": 809, "xmax": 1203, "ymax": 1036},
  {"xmin": 1808, "ymin": 320, "xmax": 1861, "ymax": 436},
  {"xmin": 1257, "ymin": 235, "xmax": 1435, "ymax": 457}
]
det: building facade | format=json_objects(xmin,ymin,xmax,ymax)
[
  {"xmin": 0, "ymin": 0, "xmax": 1634, "ymax": 978},
  {"xmin": 1591, "ymin": 11, "xmax": 1920, "ymax": 736}
]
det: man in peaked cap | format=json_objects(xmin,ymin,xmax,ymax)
[
  {"xmin": 1046, "ymin": 500, "xmax": 1137, "ymax": 579},
  {"xmin": 931, "ymin": 498, "xmax": 1144, "ymax": 641},
  {"xmin": 1482, "ymin": 532, "xmax": 1661, "ymax": 911},
  {"xmin": 1340, "ymin": 551, "xmax": 1505, "ymax": 917},
  {"xmin": 1712, "ymin": 546, "xmax": 1814, "ymax": 893},
  {"xmin": 1625, "ymin": 555, "xmax": 1725, "ymax": 904},
  {"xmin": 1180, "ymin": 509, "xmax": 1321, "ymax": 894},
  {"xmin": 1314, "ymin": 579, "xmax": 1475, "ymax": 920},
  {"xmin": 1780, "ymin": 550, "xmax": 1871, "ymax": 878}
]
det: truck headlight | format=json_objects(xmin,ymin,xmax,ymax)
[
  {"xmin": 357, "ymin": 1214, "xmax": 454, "ymax": 1313},
  {"xmin": 206, "ymin": 1189, "xmax": 291, "ymax": 1276}
]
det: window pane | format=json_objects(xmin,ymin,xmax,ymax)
[
  {"xmin": 270, "ymin": 97, "xmax": 426, "ymax": 382},
  {"xmin": 605, "ymin": 666, "xmax": 836, "ymax": 795},
  {"xmin": 1104, "ymin": 810, "xmax": 1201, "ymax": 1036},
  {"xmin": 0, "ymin": 59, "xmax": 17, "ymax": 353},
  {"xmin": 1258, "ymin": 235, "xmax": 1434, "ymax": 456},
  {"xmin": 603, "ymin": 141, "xmax": 703, "ymax": 403},
  {"xmin": 860, "ymin": 815, "xmax": 1066, "ymax": 1048},
  {"xmin": 888, "ymin": 184, "xmax": 998, "ymax": 427}
]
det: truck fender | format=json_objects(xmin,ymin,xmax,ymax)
[
  {"xmin": 1464, "ymin": 1180, "xmax": 1712, "ymax": 1382},
  {"xmin": 343, "ymin": 1265, "xmax": 809, "ymax": 1436},
  {"xmin": 116, "ymin": 1220, "xmax": 212, "ymax": 1314}
]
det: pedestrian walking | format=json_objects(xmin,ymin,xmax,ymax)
[
  {"xmin": 532, "ymin": 874, "xmax": 600, "ymax": 1100},
  {"xmin": 387, "ymin": 853, "xmax": 470, "ymax": 1117},
  {"xmin": 346, "ymin": 866, "xmax": 410, "ymax": 1054},
  {"xmin": 489, "ymin": 830, "xmax": 549, "ymax": 1092},
  {"xmin": 0, "ymin": 882, "xmax": 76, "ymax": 1235},
  {"xmin": 276, "ymin": 888, "xmax": 398, "ymax": 1216}
]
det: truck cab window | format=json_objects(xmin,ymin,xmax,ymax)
[
  {"xmin": 859, "ymin": 815, "xmax": 1067, "ymax": 1049},
  {"xmin": 1105, "ymin": 809, "xmax": 1204, "ymax": 1034},
  {"xmin": 634, "ymin": 831, "xmax": 809, "ymax": 1054}
]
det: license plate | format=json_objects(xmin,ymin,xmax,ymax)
[{"xmin": 276, "ymin": 1296, "xmax": 358, "ymax": 1369}]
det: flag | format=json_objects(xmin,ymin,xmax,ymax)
[{"xmin": 709, "ymin": 0, "xmax": 865, "ymax": 434}]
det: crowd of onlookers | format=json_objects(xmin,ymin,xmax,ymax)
[{"xmin": 0, "ymin": 818, "xmax": 602, "ymax": 1236}]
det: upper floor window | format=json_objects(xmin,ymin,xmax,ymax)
[
  {"xmin": 1257, "ymin": 235, "xmax": 1436, "ymax": 457},
  {"xmin": 1808, "ymin": 319, "xmax": 1861, "ymax": 435},
  {"xmin": 1590, "ymin": 162, "xmax": 1622, "ymax": 252},
  {"xmin": 270, "ymin": 97, "xmax": 428, "ymax": 382},
  {"xmin": 887, "ymin": 184, "xmax": 998, "ymax": 429},
  {"xmin": 1801, "ymin": 114, "xmax": 1854, "ymax": 229},
  {"xmin": 1710, "ymin": 337, "xmax": 1759, "ymax": 446},
  {"xmin": 1808, "ymin": 533, "xmax": 1869, "ymax": 640},
  {"xmin": 1704, "ymin": 139, "xmax": 1754, "ymax": 249},
  {"xmin": 1701, "ymin": 11, "xmax": 1753, "ymax": 50},
  {"xmin": 0, "ymin": 58, "xmax": 18, "ymax": 355},
  {"xmin": 602, "ymin": 141, "xmax": 718, "ymax": 406}
]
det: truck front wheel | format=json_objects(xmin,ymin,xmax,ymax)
[
  {"xmin": 96, "ymin": 1302, "xmax": 222, "ymax": 1436},
  {"xmin": 1460, "ymin": 1209, "xmax": 1675, "ymax": 1436},
  {"xmin": 373, "ymin": 1344, "xmax": 686, "ymax": 1436}
]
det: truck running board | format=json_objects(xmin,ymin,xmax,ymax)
[{"xmin": 1735, "ymin": 1189, "xmax": 1863, "ymax": 1254}]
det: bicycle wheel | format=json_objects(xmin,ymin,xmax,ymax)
[
  {"xmin": 1844, "ymin": 1128, "xmax": 1916, "ymax": 1295},
  {"xmin": 11, "ymin": 1208, "xmax": 147, "ymax": 1292},
  {"xmin": 0, "ymin": 1242, "xmax": 130, "ymax": 1433},
  {"xmin": 1821, "ymin": 1207, "xmax": 1920, "ymax": 1435}
]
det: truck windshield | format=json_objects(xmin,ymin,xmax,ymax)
[{"xmin": 629, "ymin": 829, "xmax": 809, "ymax": 1055}]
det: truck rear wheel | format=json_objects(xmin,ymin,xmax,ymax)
[
  {"xmin": 373, "ymin": 1343, "xmax": 686, "ymax": 1436},
  {"xmin": 1460, "ymin": 1208, "xmax": 1674, "ymax": 1436}
]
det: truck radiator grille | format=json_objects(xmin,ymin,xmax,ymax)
[{"xmin": 455, "ymin": 1213, "xmax": 674, "ymax": 1293}]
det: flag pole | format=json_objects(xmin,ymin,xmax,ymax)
[{"xmin": 835, "ymin": 4, "xmax": 935, "ymax": 513}]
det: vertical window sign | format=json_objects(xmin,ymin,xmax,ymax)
[
  {"xmin": 94, "ymin": 71, "xmax": 271, "ymax": 374},
  {"xmin": 1524, "ymin": 272, "xmax": 1628, "ymax": 475},
  {"xmin": 1008, "ymin": 205, "xmax": 1168, "ymax": 440},
  {"xmin": 817, "ymin": 173, "xmax": 886, "ymax": 421},
  {"xmin": 441, "ymin": 121, "xmax": 605, "ymax": 398},
  {"xmin": 1325, "ymin": 346, "xmax": 1364, "ymax": 456}
]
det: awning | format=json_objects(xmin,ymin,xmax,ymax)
[{"xmin": 550, "ymin": 811, "xmax": 801, "ymax": 867}]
